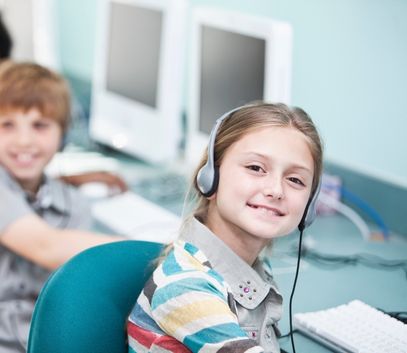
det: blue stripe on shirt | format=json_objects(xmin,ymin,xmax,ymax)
[
  {"xmin": 129, "ymin": 303, "xmax": 164, "ymax": 334},
  {"xmin": 183, "ymin": 322, "xmax": 248, "ymax": 352},
  {"xmin": 162, "ymin": 251, "xmax": 183, "ymax": 276},
  {"xmin": 184, "ymin": 242, "xmax": 199, "ymax": 255}
]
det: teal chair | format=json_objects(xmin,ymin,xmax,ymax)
[{"xmin": 27, "ymin": 240, "xmax": 163, "ymax": 353}]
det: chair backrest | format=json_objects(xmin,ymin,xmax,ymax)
[{"xmin": 27, "ymin": 240, "xmax": 163, "ymax": 353}]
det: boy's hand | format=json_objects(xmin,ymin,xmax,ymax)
[{"xmin": 59, "ymin": 172, "xmax": 128, "ymax": 193}]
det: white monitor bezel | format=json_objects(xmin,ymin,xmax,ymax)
[
  {"xmin": 186, "ymin": 7, "xmax": 293, "ymax": 166},
  {"xmin": 89, "ymin": 0, "xmax": 187, "ymax": 164},
  {"xmin": 1, "ymin": 0, "xmax": 60, "ymax": 70},
  {"xmin": 32, "ymin": 0, "xmax": 60, "ymax": 71}
]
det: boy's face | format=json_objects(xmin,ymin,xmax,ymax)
[{"xmin": 0, "ymin": 108, "xmax": 63, "ymax": 192}]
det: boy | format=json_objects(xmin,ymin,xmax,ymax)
[
  {"xmin": 0, "ymin": 61, "xmax": 124, "ymax": 353},
  {"xmin": 0, "ymin": 15, "xmax": 128, "ymax": 192}
]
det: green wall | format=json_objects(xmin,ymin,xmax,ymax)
[{"xmin": 56, "ymin": 0, "xmax": 407, "ymax": 191}]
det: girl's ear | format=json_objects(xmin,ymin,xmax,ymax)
[{"xmin": 207, "ymin": 192, "xmax": 217, "ymax": 201}]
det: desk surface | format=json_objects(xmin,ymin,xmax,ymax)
[
  {"xmin": 273, "ymin": 217, "xmax": 407, "ymax": 352},
  {"xmin": 89, "ymin": 149, "xmax": 407, "ymax": 353}
]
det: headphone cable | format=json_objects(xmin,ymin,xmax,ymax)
[{"xmin": 288, "ymin": 227, "xmax": 304, "ymax": 353}]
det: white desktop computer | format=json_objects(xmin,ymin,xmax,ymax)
[
  {"xmin": 1, "ymin": 0, "xmax": 60, "ymax": 70},
  {"xmin": 186, "ymin": 7, "xmax": 293, "ymax": 166},
  {"xmin": 89, "ymin": 0, "xmax": 187, "ymax": 164}
]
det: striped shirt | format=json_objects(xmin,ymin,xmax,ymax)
[{"xmin": 127, "ymin": 218, "xmax": 283, "ymax": 353}]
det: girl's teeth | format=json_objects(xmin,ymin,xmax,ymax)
[
  {"xmin": 260, "ymin": 207, "xmax": 279, "ymax": 216},
  {"xmin": 252, "ymin": 205, "xmax": 280, "ymax": 216}
]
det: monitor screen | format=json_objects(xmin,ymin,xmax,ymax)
[
  {"xmin": 106, "ymin": 2, "xmax": 161, "ymax": 108},
  {"xmin": 199, "ymin": 25, "xmax": 265, "ymax": 134},
  {"xmin": 90, "ymin": 0, "xmax": 187, "ymax": 164},
  {"xmin": 186, "ymin": 7, "xmax": 293, "ymax": 165}
]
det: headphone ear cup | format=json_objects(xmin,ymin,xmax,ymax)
[
  {"xmin": 197, "ymin": 164, "xmax": 219, "ymax": 197},
  {"xmin": 298, "ymin": 181, "xmax": 321, "ymax": 230},
  {"xmin": 196, "ymin": 105, "xmax": 246, "ymax": 198}
]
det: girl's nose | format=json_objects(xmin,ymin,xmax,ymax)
[{"xmin": 263, "ymin": 176, "xmax": 284, "ymax": 200}]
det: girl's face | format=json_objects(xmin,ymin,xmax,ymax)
[
  {"xmin": 206, "ymin": 126, "xmax": 314, "ymax": 262},
  {"xmin": 0, "ymin": 108, "xmax": 62, "ymax": 193}
]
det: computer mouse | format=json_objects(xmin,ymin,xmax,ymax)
[{"xmin": 78, "ymin": 182, "xmax": 111, "ymax": 199}]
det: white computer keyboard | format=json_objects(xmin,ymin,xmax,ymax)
[
  {"xmin": 294, "ymin": 300, "xmax": 407, "ymax": 353},
  {"xmin": 91, "ymin": 191, "xmax": 181, "ymax": 244}
]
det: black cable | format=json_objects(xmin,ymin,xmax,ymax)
[
  {"xmin": 390, "ymin": 313, "xmax": 407, "ymax": 324},
  {"xmin": 284, "ymin": 235, "xmax": 407, "ymax": 353},
  {"xmin": 288, "ymin": 228, "xmax": 304, "ymax": 353},
  {"xmin": 279, "ymin": 330, "xmax": 295, "ymax": 339},
  {"xmin": 295, "ymin": 244, "xmax": 407, "ymax": 279}
]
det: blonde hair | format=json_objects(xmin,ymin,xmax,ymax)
[
  {"xmin": 0, "ymin": 61, "xmax": 71, "ymax": 132},
  {"xmin": 187, "ymin": 102, "xmax": 323, "ymax": 224}
]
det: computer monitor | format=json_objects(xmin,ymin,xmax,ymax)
[
  {"xmin": 1, "ymin": 0, "xmax": 60, "ymax": 70},
  {"xmin": 186, "ymin": 7, "xmax": 293, "ymax": 165},
  {"xmin": 89, "ymin": 0, "xmax": 186, "ymax": 164},
  {"xmin": 32, "ymin": 0, "xmax": 60, "ymax": 70}
]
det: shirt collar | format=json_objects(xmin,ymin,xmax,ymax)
[
  {"xmin": 35, "ymin": 176, "xmax": 69, "ymax": 214},
  {"xmin": 180, "ymin": 217, "xmax": 281, "ymax": 309},
  {"xmin": 0, "ymin": 165, "xmax": 68, "ymax": 214}
]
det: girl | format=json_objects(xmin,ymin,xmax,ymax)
[{"xmin": 127, "ymin": 102, "xmax": 323, "ymax": 353}]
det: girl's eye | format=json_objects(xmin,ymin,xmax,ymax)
[
  {"xmin": 246, "ymin": 165, "xmax": 266, "ymax": 173},
  {"xmin": 288, "ymin": 177, "xmax": 305, "ymax": 186}
]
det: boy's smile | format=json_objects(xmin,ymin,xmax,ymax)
[
  {"xmin": 205, "ymin": 126, "xmax": 314, "ymax": 264},
  {"xmin": 0, "ymin": 108, "xmax": 62, "ymax": 193}
]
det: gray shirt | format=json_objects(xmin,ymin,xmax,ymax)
[
  {"xmin": 180, "ymin": 218, "xmax": 283, "ymax": 353},
  {"xmin": 0, "ymin": 166, "xmax": 91, "ymax": 353}
]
